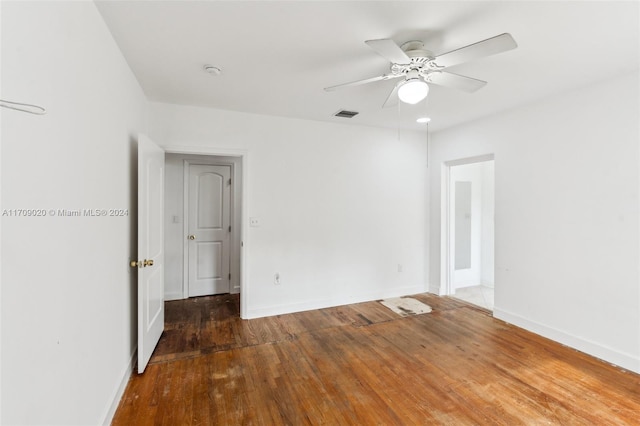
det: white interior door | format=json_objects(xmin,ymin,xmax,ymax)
[
  {"xmin": 137, "ymin": 134, "xmax": 165, "ymax": 373},
  {"xmin": 187, "ymin": 164, "xmax": 231, "ymax": 297}
]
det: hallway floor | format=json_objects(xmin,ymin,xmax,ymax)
[{"xmin": 453, "ymin": 285, "xmax": 494, "ymax": 310}]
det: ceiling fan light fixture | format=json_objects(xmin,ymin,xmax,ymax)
[{"xmin": 398, "ymin": 78, "xmax": 429, "ymax": 104}]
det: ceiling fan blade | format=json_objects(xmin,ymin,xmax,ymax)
[
  {"xmin": 324, "ymin": 73, "xmax": 401, "ymax": 92},
  {"xmin": 365, "ymin": 39, "xmax": 411, "ymax": 64},
  {"xmin": 426, "ymin": 71, "xmax": 487, "ymax": 93},
  {"xmin": 433, "ymin": 33, "xmax": 517, "ymax": 69},
  {"xmin": 382, "ymin": 82, "xmax": 400, "ymax": 108}
]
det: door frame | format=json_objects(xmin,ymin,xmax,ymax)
[
  {"xmin": 441, "ymin": 153, "xmax": 494, "ymax": 296},
  {"xmin": 182, "ymin": 160, "xmax": 238, "ymax": 298},
  {"xmin": 165, "ymin": 145, "xmax": 249, "ymax": 319}
]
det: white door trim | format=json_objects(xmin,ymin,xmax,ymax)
[
  {"xmin": 441, "ymin": 154, "xmax": 494, "ymax": 296},
  {"xmin": 164, "ymin": 145, "xmax": 249, "ymax": 319},
  {"xmin": 440, "ymin": 162, "xmax": 451, "ymax": 296}
]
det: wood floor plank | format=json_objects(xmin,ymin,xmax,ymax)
[{"xmin": 112, "ymin": 293, "xmax": 640, "ymax": 425}]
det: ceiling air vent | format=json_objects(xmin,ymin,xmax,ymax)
[{"xmin": 333, "ymin": 109, "xmax": 359, "ymax": 118}]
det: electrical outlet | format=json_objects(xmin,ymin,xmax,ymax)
[
  {"xmin": 274, "ymin": 273, "xmax": 281, "ymax": 285},
  {"xmin": 250, "ymin": 217, "xmax": 261, "ymax": 227}
]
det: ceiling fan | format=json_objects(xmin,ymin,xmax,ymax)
[{"xmin": 324, "ymin": 33, "xmax": 517, "ymax": 107}]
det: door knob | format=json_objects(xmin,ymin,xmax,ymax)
[
  {"xmin": 143, "ymin": 259, "xmax": 154, "ymax": 267},
  {"xmin": 188, "ymin": 235, "xmax": 196, "ymax": 240},
  {"xmin": 130, "ymin": 260, "xmax": 142, "ymax": 268}
]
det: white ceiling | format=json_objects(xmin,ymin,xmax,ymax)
[{"xmin": 96, "ymin": 1, "xmax": 639, "ymax": 132}]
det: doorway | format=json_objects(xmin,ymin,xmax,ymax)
[
  {"xmin": 443, "ymin": 156, "xmax": 495, "ymax": 310},
  {"xmin": 164, "ymin": 152, "xmax": 243, "ymax": 307},
  {"xmin": 136, "ymin": 140, "xmax": 248, "ymax": 373}
]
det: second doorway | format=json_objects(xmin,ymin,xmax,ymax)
[{"xmin": 448, "ymin": 158, "xmax": 494, "ymax": 310}]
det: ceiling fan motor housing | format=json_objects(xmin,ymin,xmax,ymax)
[{"xmin": 391, "ymin": 41, "xmax": 439, "ymax": 80}]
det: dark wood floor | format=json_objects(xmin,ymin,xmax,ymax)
[{"xmin": 113, "ymin": 293, "xmax": 640, "ymax": 425}]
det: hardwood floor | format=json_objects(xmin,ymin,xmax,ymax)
[{"xmin": 113, "ymin": 294, "xmax": 640, "ymax": 425}]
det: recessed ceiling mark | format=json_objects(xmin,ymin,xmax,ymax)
[{"xmin": 203, "ymin": 65, "xmax": 222, "ymax": 75}]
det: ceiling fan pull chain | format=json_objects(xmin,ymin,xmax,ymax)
[{"xmin": 397, "ymin": 99, "xmax": 401, "ymax": 142}]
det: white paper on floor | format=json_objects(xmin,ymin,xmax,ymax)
[{"xmin": 380, "ymin": 297, "xmax": 432, "ymax": 317}]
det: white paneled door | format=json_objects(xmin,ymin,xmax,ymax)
[
  {"xmin": 187, "ymin": 164, "xmax": 231, "ymax": 297},
  {"xmin": 137, "ymin": 135, "xmax": 165, "ymax": 373}
]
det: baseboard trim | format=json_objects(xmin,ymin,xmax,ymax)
[
  {"xmin": 102, "ymin": 347, "xmax": 136, "ymax": 425},
  {"xmin": 245, "ymin": 285, "xmax": 426, "ymax": 319},
  {"xmin": 428, "ymin": 283, "xmax": 445, "ymax": 295},
  {"xmin": 494, "ymin": 308, "xmax": 639, "ymax": 374}
]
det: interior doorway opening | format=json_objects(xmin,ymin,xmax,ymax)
[
  {"xmin": 164, "ymin": 153, "xmax": 242, "ymax": 303},
  {"xmin": 443, "ymin": 155, "xmax": 495, "ymax": 311},
  {"xmin": 136, "ymin": 140, "xmax": 248, "ymax": 373}
]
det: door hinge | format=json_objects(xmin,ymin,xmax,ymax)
[
  {"xmin": 228, "ymin": 273, "xmax": 231, "ymax": 280},
  {"xmin": 228, "ymin": 178, "xmax": 231, "ymax": 185},
  {"xmin": 228, "ymin": 225, "xmax": 231, "ymax": 232}
]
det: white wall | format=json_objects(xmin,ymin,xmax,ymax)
[
  {"xmin": 164, "ymin": 153, "xmax": 242, "ymax": 300},
  {"xmin": 1, "ymin": 2, "xmax": 147, "ymax": 424},
  {"xmin": 150, "ymin": 103, "xmax": 429, "ymax": 318},
  {"xmin": 429, "ymin": 71, "xmax": 640, "ymax": 373}
]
